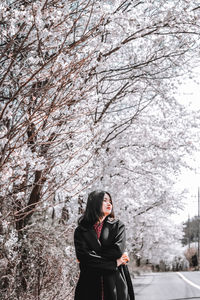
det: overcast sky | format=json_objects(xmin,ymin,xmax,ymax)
[{"xmin": 173, "ymin": 70, "xmax": 200, "ymax": 224}]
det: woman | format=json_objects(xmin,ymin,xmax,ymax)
[{"xmin": 74, "ymin": 190, "xmax": 135, "ymax": 300}]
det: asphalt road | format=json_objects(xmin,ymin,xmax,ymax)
[{"xmin": 133, "ymin": 271, "xmax": 200, "ymax": 300}]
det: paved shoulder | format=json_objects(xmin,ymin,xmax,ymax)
[
  {"xmin": 133, "ymin": 272, "xmax": 200, "ymax": 300},
  {"xmin": 177, "ymin": 271, "xmax": 200, "ymax": 291}
]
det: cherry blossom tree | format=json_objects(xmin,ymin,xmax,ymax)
[
  {"xmin": 1, "ymin": 0, "xmax": 200, "ymax": 299},
  {"xmin": 0, "ymin": 1, "xmax": 104, "ymax": 298}
]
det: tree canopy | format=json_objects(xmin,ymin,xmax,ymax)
[{"xmin": 1, "ymin": 0, "xmax": 200, "ymax": 299}]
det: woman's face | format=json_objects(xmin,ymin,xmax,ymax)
[{"xmin": 102, "ymin": 193, "xmax": 112, "ymax": 216}]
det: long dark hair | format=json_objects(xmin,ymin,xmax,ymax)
[{"xmin": 78, "ymin": 190, "xmax": 115, "ymax": 226}]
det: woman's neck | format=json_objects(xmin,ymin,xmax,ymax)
[{"xmin": 99, "ymin": 216, "xmax": 106, "ymax": 223}]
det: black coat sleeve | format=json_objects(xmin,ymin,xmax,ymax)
[
  {"xmin": 74, "ymin": 227, "xmax": 117, "ymax": 271},
  {"xmin": 101, "ymin": 221, "xmax": 126, "ymax": 260}
]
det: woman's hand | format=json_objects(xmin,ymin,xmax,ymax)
[
  {"xmin": 122, "ymin": 252, "xmax": 130, "ymax": 263},
  {"xmin": 117, "ymin": 252, "xmax": 130, "ymax": 266},
  {"xmin": 117, "ymin": 257, "xmax": 125, "ymax": 266}
]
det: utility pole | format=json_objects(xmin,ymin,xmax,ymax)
[
  {"xmin": 198, "ymin": 187, "xmax": 200, "ymax": 270},
  {"xmin": 188, "ymin": 214, "xmax": 190, "ymax": 249}
]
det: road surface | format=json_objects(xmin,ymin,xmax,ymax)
[{"xmin": 133, "ymin": 271, "xmax": 200, "ymax": 300}]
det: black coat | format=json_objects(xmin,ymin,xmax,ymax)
[{"xmin": 74, "ymin": 217, "xmax": 135, "ymax": 300}]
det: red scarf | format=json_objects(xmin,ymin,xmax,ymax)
[
  {"xmin": 93, "ymin": 221, "xmax": 104, "ymax": 239},
  {"xmin": 93, "ymin": 221, "xmax": 104, "ymax": 300}
]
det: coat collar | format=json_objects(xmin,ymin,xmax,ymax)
[
  {"xmin": 82, "ymin": 226, "xmax": 102, "ymax": 253},
  {"xmin": 78, "ymin": 217, "xmax": 119, "ymax": 231}
]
